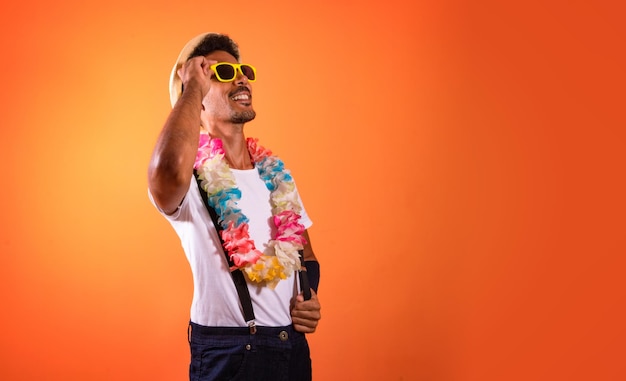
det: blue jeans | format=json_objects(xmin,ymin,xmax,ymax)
[{"xmin": 188, "ymin": 322, "xmax": 312, "ymax": 381}]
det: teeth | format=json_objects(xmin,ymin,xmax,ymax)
[{"xmin": 231, "ymin": 94, "xmax": 250, "ymax": 101}]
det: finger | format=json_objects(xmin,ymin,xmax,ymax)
[
  {"xmin": 293, "ymin": 319, "xmax": 318, "ymax": 331},
  {"xmin": 201, "ymin": 58, "xmax": 218, "ymax": 69},
  {"xmin": 293, "ymin": 323, "xmax": 316, "ymax": 334},
  {"xmin": 292, "ymin": 318, "xmax": 319, "ymax": 332},
  {"xmin": 295, "ymin": 296, "xmax": 320, "ymax": 310},
  {"xmin": 179, "ymin": 58, "xmax": 199, "ymax": 79},
  {"xmin": 295, "ymin": 289, "xmax": 318, "ymax": 302},
  {"xmin": 291, "ymin": 305, "xmax": 321, "ymax": 320},
  {"xmin": 292, "ymin": 301, "xmax": 317, "ymax": 313}
]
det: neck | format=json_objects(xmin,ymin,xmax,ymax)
[
  {"xmin": 202, "ymin": 120, "xmax": 253, "ymax": 169},
  {"xmin": 210, "ymin": 132, "xmax": 253, "ymax": 170}
]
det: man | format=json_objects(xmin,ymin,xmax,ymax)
[{"xmin": 147, "ymin": 32, "xmax": 321, "ymax": 381}]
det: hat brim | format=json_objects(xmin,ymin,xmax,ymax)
[{"xmin": 168, "ymin": 32, "xmax": 214, "ymax": 108}]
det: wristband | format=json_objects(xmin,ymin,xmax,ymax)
[{"xmin": 304, "ymin": 260, "xmax": 320, "ymax": 293}]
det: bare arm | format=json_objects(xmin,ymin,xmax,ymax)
[
  {"xmin": 291, "ymin": 229, "xmax": 322, "ymax": 333},
  {"xmin": 148, "ymin": 57, "xmax": 214, "ymax": 214},
  {"xmin": 301, "ymin": 230, "xmax": 317, "ymax": 262}
]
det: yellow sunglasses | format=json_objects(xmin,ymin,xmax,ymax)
[{"xmin": 209, "ymin": 62, "xmax": 257, "ymax": 82}]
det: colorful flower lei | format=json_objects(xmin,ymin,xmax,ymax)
[{"xmin": 194, "ymin": 134, "xmax": 307, "ymax": 289}]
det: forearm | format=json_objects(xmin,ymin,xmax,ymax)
[{"xmin": 301, "ymin": 230, "xmax": 320, "ymax": 292}]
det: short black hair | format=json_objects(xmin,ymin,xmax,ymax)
[{"xmin": 187, "ymin": 33, "xmax": 240, "ymax": 62}]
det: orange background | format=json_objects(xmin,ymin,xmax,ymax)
[{"xmin": 1, "ymin": 0, "xmax": 624, "ymax": 380}]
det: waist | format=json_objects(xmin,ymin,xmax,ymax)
[{"xmin": 189, "ymin": 321, "xmax": 305, "ymax": 340}]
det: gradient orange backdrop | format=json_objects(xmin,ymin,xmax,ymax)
[{"xmin": 1, "ymin": 0, "xmax": 624, "ymax": 380}]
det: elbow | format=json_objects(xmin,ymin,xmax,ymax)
[
  {"xmin": 148, "ymin": 154, "xmax": 191, "ymax": 212},
  {"xmin": 148, "ymin": 151, "xmax": 190, "ymax": 186}
]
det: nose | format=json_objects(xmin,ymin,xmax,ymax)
[{"xmin": 234, "ymin": 67, "xmax": 250, "ymax": 85}]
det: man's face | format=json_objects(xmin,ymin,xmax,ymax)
[{"xmin": 201, "ymin": 50, "xmax": 256, "ymax": 125}]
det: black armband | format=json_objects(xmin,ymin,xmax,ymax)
[{"xmin": 304, "ymin": 260, "xmax": 320, "ymax": 293}]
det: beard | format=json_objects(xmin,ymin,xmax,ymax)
[{"xmin": 230, "ymin": 109, "xmax": 256, "ymax": 124}]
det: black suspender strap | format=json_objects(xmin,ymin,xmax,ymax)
[
  {"xmin": 194, "ymin": 171, "xmax": 257, "ymax": 334},
  {"xmin": 298, "ymin": 251, "xmax": 312, "ymax": 300}
]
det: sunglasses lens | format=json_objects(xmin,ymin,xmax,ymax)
[
  {"xmin": 241, "ymin": 65, "xmax": 256, "ymax": 81},
  {"xmin": 215, "ymin": 64, "xmax": 236, "ymax": 81}
]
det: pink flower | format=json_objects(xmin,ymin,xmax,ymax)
[
  {"xmin": 194, "ymin": 134, "xmax": 212, "ymax": 168},
  {"xmin": 247, "ymin": 138, "xmax": 272, "ymax": 163},
  {"xmin": 198, "ymin": 133, "xmax": 210, "ymax": 147},
  {"xmin": 209, "ymin": 137, "xmax": 225, "ymax": 156},
  {"xmin": 221, "ymin": 222, "xmax": 262, "ymax": 267},
  {"xmin": 273, "ymin": 211, "xmax": 306, "ymax": 245},
  {"xmin": 229, "ymin": 249, "xmax": 263, "ymax": 270},
  {"xmin": 195, "ymin": 136, "xmax": 227, "ymax": 169}
]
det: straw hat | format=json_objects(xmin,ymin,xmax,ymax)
[{"xmin": 168, "ymin": 32, "xmax": 228, "ymax": 107}]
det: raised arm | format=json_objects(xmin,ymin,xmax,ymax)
[{"xmin": 148, "ymin": 57, "xmax": 214, "ymax": 214}]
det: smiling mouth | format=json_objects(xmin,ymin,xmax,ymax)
[{"xmin": 231, "ymin": 93, "xmax": 250, "ymax": 101}]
